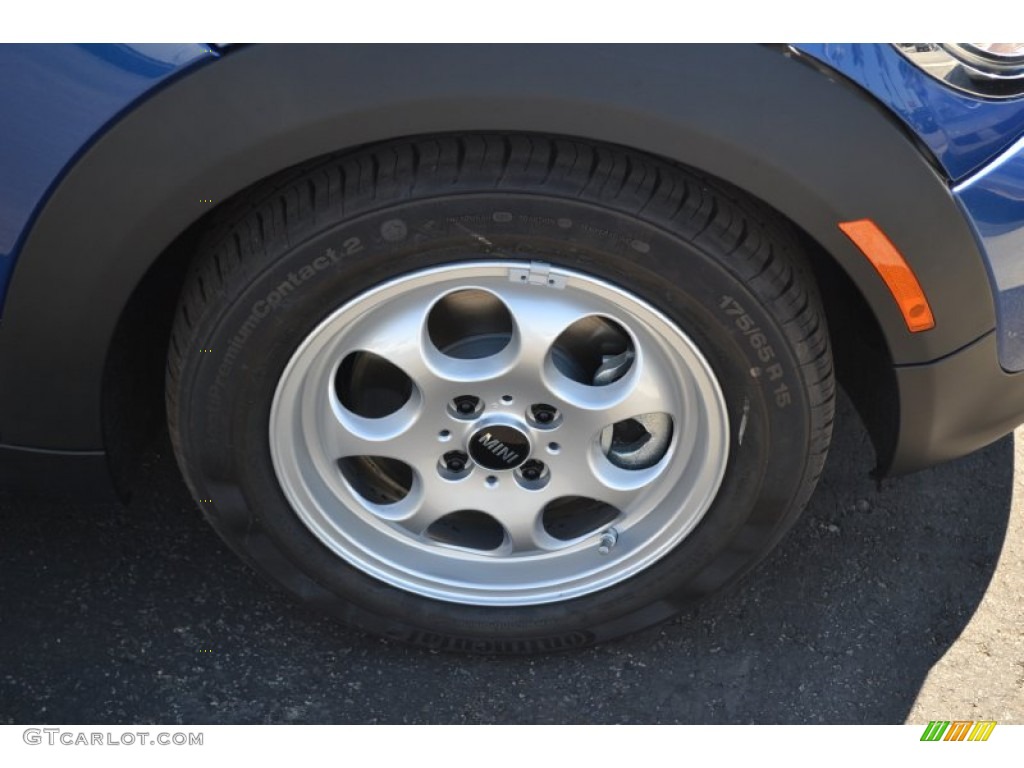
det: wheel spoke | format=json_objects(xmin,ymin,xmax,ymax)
[
  {"xmin": 499, "ymin": 500, "xmax": 556, "ymax": 553},
  {"xmin": 547, "ymin": 458, "xmax": 645, "ymax": 513},
  {"xmin": 579, "ymin": 469, "xmax": 643, "ymax": 512},
  {"xmin": 320, "ymin": 399, "xmax": 418, "ymax": 463},
  {"xmin": 341, "ymin": 302, "xmax": 440, "ymax": 391},
  {"xmin": 608, "ymin": 351, "xmax": 684, "ymax": 423},
  {"xmin": 392, "ymin": 477, "xmax": 453, "ymax": 536},
  {"xmin": 501, "ymin": 290, "xmax": 595, "ymax": 375},
  {"xmin": 401, "ymin": 468, "xmax": 554, "ymax": 553},
  {"xmin": 560, "ymin": 348, "xmax": 685, "ymax": 445}
]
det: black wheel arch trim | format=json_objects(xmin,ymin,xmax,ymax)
[{"xmin": 0, "ymin": 43, "xmax": 996, "ymax": 457}]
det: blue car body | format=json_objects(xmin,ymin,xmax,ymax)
[
  {"xmin": 0, "ymin": 44, "xmax": 215, "ymax": 309},
  {"xmin": 1, "ymin": 43, "xmax": 1023, "ymax": 496},
  {"xmin": 797, "ymin": 43, "xmax": 1024, "ymax": 372}
]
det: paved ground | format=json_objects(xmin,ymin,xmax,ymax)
[{"xmin": 1, "ymin": 391, "xmax": 1021, "ymax": 724}]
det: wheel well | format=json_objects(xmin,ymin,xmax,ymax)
[
  {"xmin": 797, "ymin": 228, "xmax": 897, "ymax": 473},
  {"xmin": 100, "ymin": 133, "xmax": 897, "ymax": 498},
  {"xmin": 101, "ymin": 222, "xmax": 201, "ymax": 499}
]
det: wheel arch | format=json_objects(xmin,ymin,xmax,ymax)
[{"xmin": 0, "ymin": 44, "xmax": 991, "ymax": 482}]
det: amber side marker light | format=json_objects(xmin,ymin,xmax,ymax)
[{"xmin": 838, "ymin": 219, "xmax": 936, "ymax": 333}]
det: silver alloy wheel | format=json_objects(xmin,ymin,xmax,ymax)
[{"xmin": 269, "ymin": 261, "xmax": 729, "ymax": 606}]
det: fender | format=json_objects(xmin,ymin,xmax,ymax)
[{"xmin": 0, "ymin": 43, "xmax": 995, "ymax": 450}]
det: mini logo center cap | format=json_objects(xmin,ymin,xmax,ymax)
[{"xmin": 469, "ymin": 425, "xmax": 530, "ymax": 470}]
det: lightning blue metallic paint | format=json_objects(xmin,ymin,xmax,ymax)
[
  {"xmin": 797, "ymin": 43, "xmax": 1024, "ymax": 372},
  {"xmin": 794, "ymin": 43, "xmax": 1024, "ymax": 181},
  {"xmin": 0, "ymin": 43, "xmax": 214, "ymax": 314},
  {"xmin": 955, "ymin": 136, "xmax": 1024, "ymax": 371}
]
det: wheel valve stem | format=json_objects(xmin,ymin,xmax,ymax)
[{"xmin": 597, "ymin": 529, "xmax": 619, "ymax": 555}]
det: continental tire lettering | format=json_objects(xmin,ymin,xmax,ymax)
[
  {"xmin": 396, "ymin": 630, "xmax": 595, "ymax": 653},
  {"xmin": 518, "ymin": 214, "xmax": 560, "ymax": 228},
  {"xmin": 204, "ymin": 244, "xmax": 347, "ymax": 440},
  {"xmin": 578, "ymin": 222, "xmax": 635, "ymax": 249}
]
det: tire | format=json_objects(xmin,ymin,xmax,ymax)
[{"xmin": 166, "ymin": 134, "xmax": 834, "ymax": 653}]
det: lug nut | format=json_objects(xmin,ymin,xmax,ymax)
[
  {"xmin": 530, "ymin": 404, "xmax": 558, "ymax": 426},
  {"xmin": 520, "ymin": 459, "xmax": 544, "ymax": 481},
  {"xmin": 452, "ymin": 395, "xmax": 480, "ymax": 417},
  {"xmin": 443, "ymin": 451, "xmax": 469, "ymax": 473}
]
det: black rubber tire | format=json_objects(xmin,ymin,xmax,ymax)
[{"xmin": 166, "ymin": 134, "xmax": 834, "ymax": 653}]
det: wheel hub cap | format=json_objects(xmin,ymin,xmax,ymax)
[{"xmin": 469, "ymin": 423, "xmax": 531, "ymax": 470}]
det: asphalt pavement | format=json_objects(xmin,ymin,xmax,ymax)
[{"xmin": 1, "ymin": 391, "xmax": 1021, "ymax": 724}]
